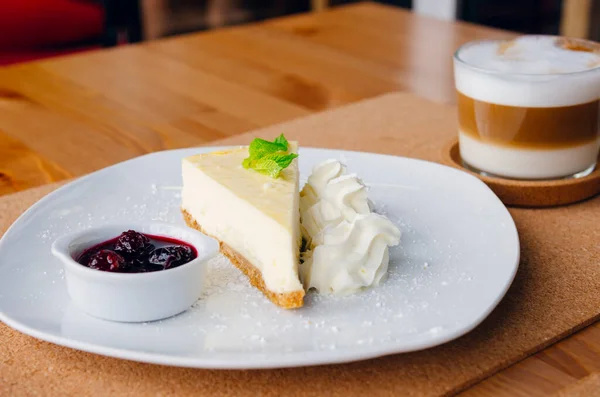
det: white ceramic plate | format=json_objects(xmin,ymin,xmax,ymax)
[{"xmin": 0, "ymin": 147, "xmax": 519, "ymax": 369}]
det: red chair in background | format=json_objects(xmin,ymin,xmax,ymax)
[{"xmin": 0, "ymin": 0, "xmax": 142, "ymax": 66}]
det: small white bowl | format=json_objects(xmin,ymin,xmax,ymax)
[{"xmin": 51, "ymin": 222, "xmax": 219, "ymax": 322}]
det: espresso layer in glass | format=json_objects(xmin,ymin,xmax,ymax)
[{"xmin": 457, "ymin": 92, "xmax": 599, "ymax": 149}]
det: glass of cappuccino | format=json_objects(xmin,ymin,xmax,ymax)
[{"xmin": 454, "ymin": 36, "xmax": 600, "ymax": 180}]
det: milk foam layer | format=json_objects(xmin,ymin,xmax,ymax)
[
  {"xmin": 455, "ymin": 36, "xmax": 600, "ymax": 107},
  {"xmin": 460, "ymin": 36, "xmax": 600, "ymax": 74}
]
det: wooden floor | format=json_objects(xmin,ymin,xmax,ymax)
[{"xmin": 0, "ymin": 3, "xmax": 598, "ymax": 396}]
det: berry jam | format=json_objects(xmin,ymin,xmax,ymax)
[{"xmin": 76, "ymin": 230, "xmax": 197, "ymax": 273}]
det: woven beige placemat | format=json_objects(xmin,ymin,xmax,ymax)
[{"xmin": 1, "ymin": 93, "xmax": 599, "ymax": 397}]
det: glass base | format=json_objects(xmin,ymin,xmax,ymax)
[{"xmin": 460, "ymin": 160, "xmax": 597, "ymax": 182}]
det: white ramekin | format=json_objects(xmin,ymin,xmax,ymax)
[{"xmin": 51, "ymin": 222, "xmax": 219, "ymax": 322}]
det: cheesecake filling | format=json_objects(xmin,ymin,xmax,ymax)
[
  {"xmin": 299, "ymin": 160, "xmax": 401, "ymax": 294},
  {"xmin": 181, "ymin": 159, "xmax": 302, "ymax": 294}
]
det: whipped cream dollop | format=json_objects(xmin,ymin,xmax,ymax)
[{"xmin": 299, "ymin": 160, "xmax": 401, "ymax": 294}]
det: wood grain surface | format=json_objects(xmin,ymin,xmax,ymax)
[
  {"xmin": 0, "ymin": 2, "xmax": 597, "ymax": 396},
  {"xmin": 0, "ymin": 2, "xmax": 511, "ymax": 197}
]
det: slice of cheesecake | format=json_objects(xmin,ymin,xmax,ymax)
[{"xmin": 181, "ymin": 143, "xmax": 304, "ymax": 309}]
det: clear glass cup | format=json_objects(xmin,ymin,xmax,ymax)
[{"xmin": 453, "ymin": 36, "xmax": 600, "ymax": 180}]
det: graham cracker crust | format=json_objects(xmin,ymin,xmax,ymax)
[{"xmin": 182, "ymin": 209, "xmax": 304, "ymax": 309}]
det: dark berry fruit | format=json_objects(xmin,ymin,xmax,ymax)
[
  {"xmin": 131, "ymin": 263, "xmax": 164, "ymax": 273},
  {"xmin": 87, "ymin": 250, "xmax": 125, "ymax": 272},
  {"xmin": 149, "ymin": 246, "xmax": 194, "ymax": 269},
  {"xmin": 77, "ymin": 230, "xmax": 196, "ymax": 273},
  {"xmin": 114, "ymin": 230, "xmax": 154, "ymax": 258}
]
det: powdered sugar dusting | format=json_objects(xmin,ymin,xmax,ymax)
[
  {"xmin": 0, "ymin": 148, "xmax": 517, "ymax": 367},
  {"xmin": 37, "ymin": 181, "xmax": 459, "ymax": 352},
  {"xmin": 23, "ymin": 179, "xmax": 468, "ymax": 354}
]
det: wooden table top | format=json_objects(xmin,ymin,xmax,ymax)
[{"xmin": 0, "ymin": 2, "xmax": 597, "ymax": 396}]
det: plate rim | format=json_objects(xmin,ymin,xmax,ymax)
[{"xmin": 0, "ymin": 146, "xmax": 520, "ymax": 369}]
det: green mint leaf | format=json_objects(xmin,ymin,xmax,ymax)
[
  {"xmin": 248, "ymin": 138, "xmax": 287, "ymax": 159},
  {"xmin": 273, "ymin": 134, "xmax": 289, "ymax": 150},
  {"xmin": 242, "ymin": 157, "xmax": 252, "ymax": 169},
  {"xmin": 242, "ymin": 134, "xmax": 297, "ymax": 178},
  {"xmin": 249, "ymin": 153, "xmax": 298, "ymax": 178}
]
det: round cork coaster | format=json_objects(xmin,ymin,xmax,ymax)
[{"xmin": 442, "ymin": 139, "xmax": 600, "ymax": 207}]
